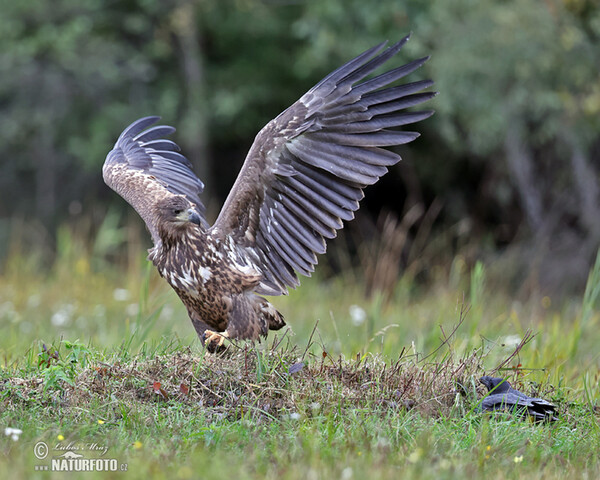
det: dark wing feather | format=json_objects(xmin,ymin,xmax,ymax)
[
  {"xmin": 479, "ymin": 376, "xmax": 558, "ymax": 421},
  {"xmin": 103, "ymin": 116, "xmax": 207, "ymax": 245},
  {"xmin": 211, "ymin": 35, "xmax": 435, "ymax": 295}
]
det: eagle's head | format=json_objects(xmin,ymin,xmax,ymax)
[{"xmin": 155, "ymin": 196, "xmax": 202, "ymax": 240}]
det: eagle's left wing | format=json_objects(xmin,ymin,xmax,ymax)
[
  {"xmin": 211, "ymin": 36, "xmax": 435, "ymax": 296},
  {"xmin": 103, "ymin": 116, "xmax": 208, "ymax": 245}
]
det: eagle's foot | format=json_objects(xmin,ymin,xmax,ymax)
[{"xmin": 202, "ymin": 330, "xmax": 229, "ymax": 354}]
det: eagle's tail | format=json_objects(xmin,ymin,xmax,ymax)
[
  {"xmin": 257, "ymin": 298, "xmax": 286, "ymax": 331},
  {"xmin": 227, "ymin": 294, "xmax": 285, "ymax": 340}
]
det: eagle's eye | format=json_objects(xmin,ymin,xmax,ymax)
[{"xmin": 173, "ymin": 209, "xmax": 183, "ymax": 215}]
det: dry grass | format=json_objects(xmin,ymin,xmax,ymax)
[
  {"xmin": 3, "ymin": 321, "xmax": 562, "ymax": 426},
  {"xmin": 2, "ymin": 313, "xmax": 599, "ymax": 480}
]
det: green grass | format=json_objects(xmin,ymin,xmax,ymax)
[{"xmin": 1, "ymin": 247, "xmax": 600, "ymax": 479}]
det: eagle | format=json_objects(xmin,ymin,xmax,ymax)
[{"xmin": 103, "ymin": 35, "xmax": 435, "ymax": 352}]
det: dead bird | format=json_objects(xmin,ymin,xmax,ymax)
[{"xmin": 478, "ymin": 376, "xmax": 558, "ymax": 423}]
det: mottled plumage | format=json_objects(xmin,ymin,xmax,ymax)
[
  {"xmin": 479, "ymin": 376, "xmax": 558, "ymax": 422},
  {"xmin": 103, "ymin": 35, "xmax": 435, "ymax": 351}
]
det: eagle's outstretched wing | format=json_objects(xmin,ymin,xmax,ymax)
[
  {"xmin": 103, "ymin": 116, "xmax": 207, "ymax": 245},
  {"xmin": 211, "ymin": 35, "xmax": 435, "ymax": 295}
]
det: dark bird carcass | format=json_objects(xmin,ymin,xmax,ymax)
[
  {"xmin": 479, "ymin": 376, "xmax": 558, "ymax": 422},
  {"xmin": 103, "ymin": 35, "xmax": 435, "ymax": 352}
]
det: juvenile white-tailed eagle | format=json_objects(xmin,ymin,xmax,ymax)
[{"xmin": 103, "ymin": 35, "xmax": 435, "ymax": 352}]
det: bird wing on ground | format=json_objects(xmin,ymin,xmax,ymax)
[
  {"xmin": 210, "ymin": 35, "xmax": 435, "ymax": 296},
  {"xmin": 481, "ymin": 394, "xmax": 557, "ymax": 421},
  {"xmin": 479, "ymin": 376, "xmax": 558, "ymax": 422},
  {"xmin": 481, "ymin": 392, "xmax": 531, "ymax": 411},
  {"xmin": 103, "ymin": 116, "xmax": 207, "ymax": 245}
]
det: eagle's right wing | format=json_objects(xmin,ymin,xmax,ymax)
[
  {"xmin": 211, "ymin": 36, "xmax": 435, "ymax": 296},
  {"xmin": 103, "ymin": 116, "xmax": 207, "ymax": 245}
]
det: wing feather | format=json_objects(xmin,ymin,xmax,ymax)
[
  {"xmin": 133, "ymin": 125, "xmax": 176, "ymax": 143},
  {"xmin": 211, "ymin": 34, "xmax": 435, "ymax": 295},
  {"xmin": 272, "ymin": 205, "xmax": 327, "ymax": 255},
  {"xmin": 103, "ymin": 116, "xmax": 207, "ymax": 244},
  {"xmin": 281, "ymin": 175, "xmax": 355, "ymax": 221}
]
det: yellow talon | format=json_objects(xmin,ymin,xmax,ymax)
[{"xmin": 202, "ymin": 330, "xmax": 228, "ymax": 353}]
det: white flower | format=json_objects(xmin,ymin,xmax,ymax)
[
  {"xmin": 501, "ymin": 335, "xmax": 522, "ymax": 349},
  {"xmin": 349, "ymin": 305, "xmax": 366, "ymax": 326},
  {"xmin": 4, "ymin": 427, "xmax": 23, "ymax": 441},
  {"xmin": 407, "ymin": 447, "xmax": 424, "ymax": 463},
  {"xmin": 51, "ymin": 304, "xmax": 75, "ymax": 327},
  {"xmin": 126, "ymin": 303, "xmax": 139, "ymax": 317},
  {"xmin": 51, "ymin": 311, "xmax": 68, "ymax": 326},
  {"xmin": 159, "ymin": 304, "xmax": 174, "ymax": 321},
  {"xmin": 27, "ymin": 294, "xmax": 41, "ymax": 308},
  {"xmin": 112, "ymin": 288, "xmax": 130, "ymax": 301}
]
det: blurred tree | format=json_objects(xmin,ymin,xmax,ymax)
[
  {"xmin": 0, "ymin": 0, "xmax": 598, "ymax": 293},
  {"xmin": 409, "ymin": 0, "xmax": 600, "ymax": 290},
  {"xmin": 0, "ymin": 0, "xmax": 169, "ymax": 224}
]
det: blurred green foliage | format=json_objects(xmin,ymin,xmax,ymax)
[{"xmin": 0, "ymin": 0, "xmax": 598, "ymax": 290}]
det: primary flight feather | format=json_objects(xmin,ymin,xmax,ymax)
[{"xmin": 103, "ymin": 35, "xmax": 436, "ymax": 352}]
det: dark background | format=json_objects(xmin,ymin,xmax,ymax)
[{"xmin": 0, "ymin": 0, "xmax": 598, "ymax": 297}]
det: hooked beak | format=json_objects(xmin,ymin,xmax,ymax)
[
  {"xmin": 175, "ymin": 208, "xmax": 203, "ymax": 226},
  {"xmin": 186, "ymin": 208, "xmax": 202, "ymax": 226}
]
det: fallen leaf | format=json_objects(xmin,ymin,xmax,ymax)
[
  {"xmin": 180, "ymin": 383, "xmax": 190, "ymax": 395},
  {"xmin": 152, "ymin": 381, "xmax": 168, "ymax": 400}
]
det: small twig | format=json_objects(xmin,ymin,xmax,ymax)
[
  {"xmin": 270, "ymin": 326, "xmax": 291, "ymax": 351},
  {"xmin": 419, "ymin": 300, "xmax": 469, "ymax": 363},
  {"xmin": 491, "ymin": 329, "xmax": 536, "ymax": 374},
  {"xmin": 497, "ymin": 367, "xmax": 547, "ymax": 372},
  {"xmin": 301, "ymin": 320, "xmax": 319, "ymax": 363}
]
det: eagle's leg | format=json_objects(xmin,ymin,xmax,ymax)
[{"xmin": 202, "ymin": 330, "xmax": 229, "ymax": 354}]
